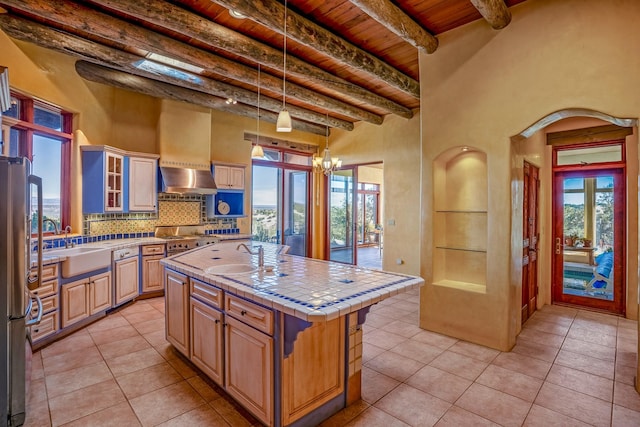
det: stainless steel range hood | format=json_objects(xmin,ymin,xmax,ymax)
[{"xmin": 159, "ymin": 166, "xmax": 217, "ymax": 195}]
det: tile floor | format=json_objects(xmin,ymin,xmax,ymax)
[{"xmin": 25, "ymin": 289, "xmax": 640, "ymax": 426}]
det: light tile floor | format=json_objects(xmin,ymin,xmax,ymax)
[{"xmin": 25, "ymin": 289, "xmax": 640, "ymax": 426}]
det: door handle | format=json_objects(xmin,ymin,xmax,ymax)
[{"xmin": 26, "ymin": 294, "xmax": 43, "ymax": 326}]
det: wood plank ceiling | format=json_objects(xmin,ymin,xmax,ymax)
[{"xmin": 0, "ymin": 0, "xmax": 526, "ymax": 136}]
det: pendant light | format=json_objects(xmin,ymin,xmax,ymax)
[
  {"xmin": 276, "ymin": 0, "xmax": 292, "ymax": 132},
  {"xmin": 252, "ymin": 64, "xmax": 265, "ymax": 159}
]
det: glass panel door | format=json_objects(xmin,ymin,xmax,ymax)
[
  {"xmin": 329, "ymin": 169, "xmax": 355, "ymax": 264},
  {"xmin": 283, "ymin": 170, "xmax": 308, "ymax": 256},
  {"xmin": 252, "ymin": 165, "xmax": 310, "ymax": 256},
  {"xmin": 552, "ymin": 169, "xmax": 624, "ymax": 314},
  {"xmin": 251, "ymin": 165, "xmax": 281, "ymax": 244}
]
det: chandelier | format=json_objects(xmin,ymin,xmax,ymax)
[{"xmin": 313, "ymin": 116, "xmax": 341, "ymax": 175}]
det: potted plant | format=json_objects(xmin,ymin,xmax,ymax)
[{"xmin": 564, "ymin": 234, "xmax": 578, "ymax": 246}]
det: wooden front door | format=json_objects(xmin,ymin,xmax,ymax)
[
  {"xmin": 552, "ymin": 168, "xmax": 625, "ymax": 314},
  {"xmin": 522, "ymin": 162, "xmax": 540, "ymax": 324}
]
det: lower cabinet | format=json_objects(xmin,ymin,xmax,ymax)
[
  {"xmin": 141, "ymin": 255, "xmax": 164, "ymax": 293},
  {"xmin": 29, "ymin": 263, "xmax": 60, "ymax": 342},
  {"xmin": 166, "ymin": 268, "xmax": 273, "ymax": 425},
  {"xmin": 190, "ymin": 297, "xmax": 224, "ymax": 385},
  {"xmin": 61, "ymin": 271, "xmax": 112, "ymax": 328},
  {"xmin": 165, "ymin": 269, "xmax": 190, "ymax": 356},
  {"xmin": 225, "ymin": 315, "xmax": 273, "ymax": 426},
  {"xmin": 141, "ymin": 244, "xmax": 165, "ymax": 293},
  {"xmin": 114, "ymin": 256, "xmax": 139, "ymax": 306}
]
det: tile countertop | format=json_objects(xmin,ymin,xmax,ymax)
[
  {"xmin": 161, "ymin": 241, "xmax": 424, "ymax": 322},
  {"xmin": 30, "ymin": 233, "xmax": 251, "ymax": 267},
  {"xmin": 31, "ymin": 237, "xmax": 166, "ymax": 267}
]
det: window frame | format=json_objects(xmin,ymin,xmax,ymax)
[{"xmin": 4, "ymin": 92, "xmax": 73, "ymax": 233}]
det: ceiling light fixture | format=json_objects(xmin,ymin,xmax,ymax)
[
  {"xmin": 313, "ymin": 114, "xmax": 341, "ymax": 175},
  {"xmin": 252, "ymin": 64, "xmax": 265, "ymax": 159},
  {"xmin": 225, "ymin": 97, "xmax": 237, "ymax": 105},
  {"xmin": 276, "ymin": 0, "xmax": 292, "ymax": 132}
]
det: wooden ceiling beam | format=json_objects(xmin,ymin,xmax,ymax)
[
  {"xmin": 348, "ymin": 0, "xmax": 438, "ymax": 54},
  {"xmin": 88, "ymin": 0, "xmax": 414, "ymax": 118},
  {"xmin": 0, "ymin": 14, "xmax": 349, "ymax": 133},
  {"xmin": 469, "ymin": 0, "xmax": 512, "ymax": 30},
  {"xmin": 211, "ymin": 0, "xmax": 419, "ymax": 97},
  {"xmin": 0, "ymin": 0, "xmax": 375, "ymax": 126}
]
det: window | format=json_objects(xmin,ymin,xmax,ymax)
[{"xmin": 4, "ymin": 93, "xmax": 72, "ymax": 234}]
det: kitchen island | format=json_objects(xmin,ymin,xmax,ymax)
[{"xmin": 161, "ymin": 241, "xmax": 423, "ymax": 427}]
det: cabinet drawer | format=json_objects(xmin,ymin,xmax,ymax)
[
  {"xmin": 31, "ymin": 279, "xmax": 59, "ymax": 299},
  {"xmin": 191, "ymin": 278, "xmax": 223, "ymax": 309},
  {"xmin": 32, "ymin": 294, "xmax": 58, "ymax": 317},
  {"xmin": 30, "ymin": 310, "xmax": 59, "ymax": 342},
  {"xmin": 225, "ymin": 294, "xmax": 273, "ymax": 335},
  {"xmin": 142, "ymin": 244, "xmax": 165, "ymax": 256},
  {"xmin": 30, "ymin": 263, "xmax": 58, "ymax": 282}
]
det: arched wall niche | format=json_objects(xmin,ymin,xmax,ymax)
[{"xmin": 432, "ymin": 146, "xmax": 488, "ymax": 292}]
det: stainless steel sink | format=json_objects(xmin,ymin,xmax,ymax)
[
  {"xmin": 45, "ymin": 246, "xmax": 111, "ymax": 278},
  {"xmin": 205, "ymin": 263, "xmax": 258, "ymax": 275}
]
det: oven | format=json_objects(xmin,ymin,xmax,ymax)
[{"xmin": 155, "ymin": 226, "xmax": 219, "ymax": 255}]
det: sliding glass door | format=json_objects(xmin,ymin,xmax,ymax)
[{"xmin": 251, "ymin": 150, "xmax": 311, "ymax": 257}]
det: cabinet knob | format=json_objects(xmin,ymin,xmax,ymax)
[
  {"xmin": 240, "ymin": 310, "xmax": 247, "ymax": 316},
  {"xmin": 215, "ymin": 319, "xmax": 220, "ymax": 324}
]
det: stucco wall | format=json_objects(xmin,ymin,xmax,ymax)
[
  {"xmin": 419, "ymin": 0, "xmax": 640, "ymax": 351},
  {"xmin": 332, "ymin": 113, "xmax": 421, "ymax": 275}
]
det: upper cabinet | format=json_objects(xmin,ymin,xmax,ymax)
[
  {"xmin": 128, "ymin": 155, "xmax": 158, "ymax": 212},
  {"xmin": 214, "ymin": 164, "xmax": 245, "ymax": 190},
  {"xmin": 82, "ymin": 146, "xmax": 125, "ymax": 213},
  {"xmin": 82, "ymin": 146, "xmax": 159, "ymax": 214},
  {"xmin": 207, "ymin": 163, "xmax": 246, "ymax": 218}
]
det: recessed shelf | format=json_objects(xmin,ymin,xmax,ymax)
[
  {"xmin": 435, "ymin": 210, "xmax": 487, "ymax": 213},
  {"xmin": 432, "ymin": 280, "xmax": 486, "ymax": 294},
  {"xmin": 435, "ymin": 246, "xmax": 487, "ymax": 253}
]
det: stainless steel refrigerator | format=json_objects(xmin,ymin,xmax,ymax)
[{"xmin": 1, "ymin": 156, "xmax": 44, "ymax": 427}]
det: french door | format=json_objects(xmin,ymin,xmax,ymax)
[
  {"xmin": 552, "ymin": 168, "xmax": 625, "ymax": 314},
  {"xmin": 251, "ymin": 165, "xmax": 310, "ymax": 257},
  {"xmin": 328, "ymin": 168, "xmax": 356, "ymax": 264}
]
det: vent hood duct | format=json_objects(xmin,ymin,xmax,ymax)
[{"xmin": 159, "ymin": 167, "xmax": 217, "ymax": 195}]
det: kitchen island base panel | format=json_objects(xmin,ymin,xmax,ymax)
[
  {"xmin": 282, "ymin": 316, "xmax": 345, "ymax": 425},
  {"xmin": 161, "ymin": 242, "xmax": 423, "ymax": 426}
]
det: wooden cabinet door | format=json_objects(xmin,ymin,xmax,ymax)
[
  {"xmin": 89, "ymin": 272, "xmax": 112, "ymax": 314},
  {"xmin": 214, "ymin": 165, "xmax": 231, "ymax": 187},
  {"xmin": 165, "ymin": 269, "xmax": 190, "ymax": 356},
  {"xmin": 61, "ymin": 279, "xmax": 89, "ymax": 328},
  {"xmin": 142, "ymin": 255, "xmax": 164, "ymax": 293},
  {"xmin": 229, "ymin": 167, "xmax": 245, "ymax": 189},
  {"xmin": 105, "ymin": 151, "xmax": 124, "ymax": 212},
  {"xmin": 190, "ymin": 298, "xmax": 224, "ymax": 386},
  {"xmin": 225, "ymin": 316, "xmax": 273, "ymax": 426},
  {"xmin": 115, "ymin": 257, "xmax": 139, "ymax": 305},
  {"xmin": 129, "ymin": 156, "xmax": 157, "ymax": 211}
]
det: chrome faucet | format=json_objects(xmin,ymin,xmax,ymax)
[
  {"xmin": 63, "ymin": 225, "xmax": 73, "ymax": 249},
  {"xmin": 237, "ymin": 243, "xmax": 264, "ymax": 267},
  {"xmin": 43, "ymin": 218, "xmax": 59, "ymax": 236}
]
